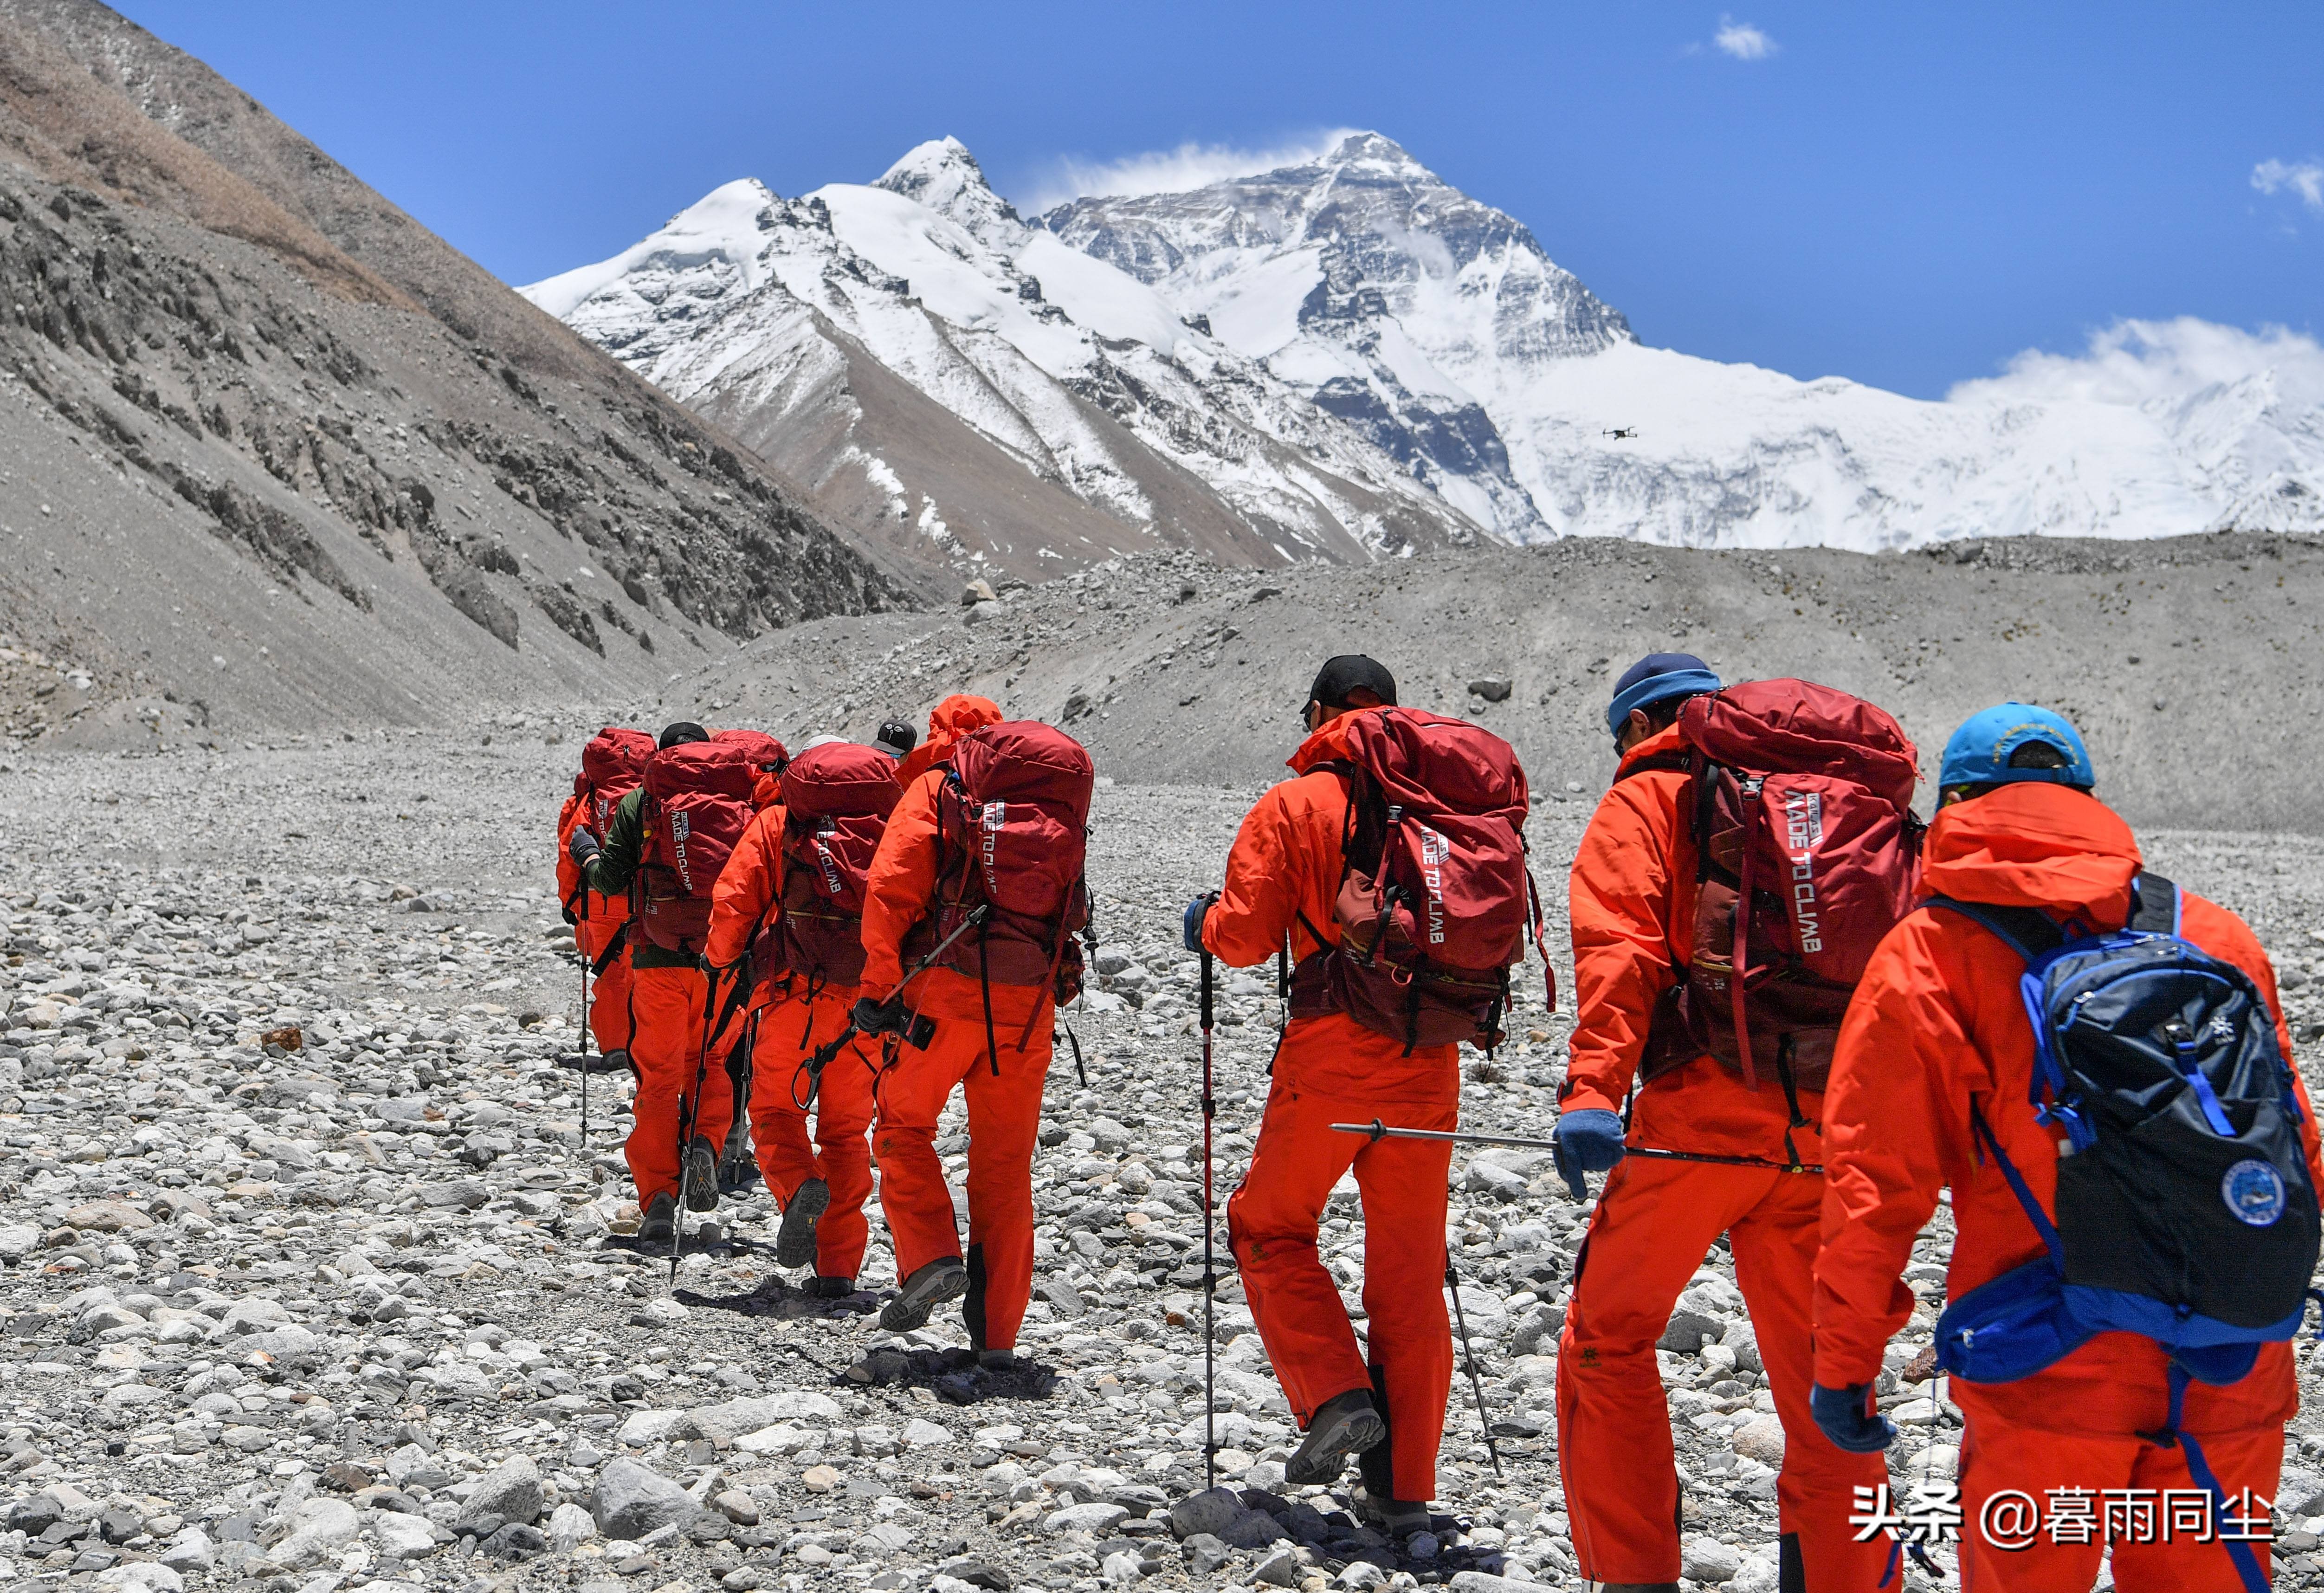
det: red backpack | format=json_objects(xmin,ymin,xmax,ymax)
[
  {"xmin": 1638, "ymin": 680, "xmax": 1922, "ymax": 1094},
  {"xmin": 560, "ymin": 727, "xmax": 654, "ymax": 925},
  {"xmin": 906, "ymin": 722, "xmax": 1094, "ymax": 1017},
  {"xmin": 771, "ymin": 742, "xmax": 901, "ymax": 988},
  {"xmin": 1291, "ymin": 708, "xmax": 1546, "ymax": 1052},
  {"xmin": 633, "ymin": 739, "xmax": 757, "ymax": 956}
]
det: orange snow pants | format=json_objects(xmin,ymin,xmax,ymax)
[
  {"xmin": 744, "ymin": 985, "xmax": 879, "ymax": 1281},
  {"xmin": 1557, "ymin": 1154, "xmax": 1891, "ymax": 1589},
  {"xmin": 624, "ymin": 962, "xmax": 735, "ymax": 1206},
  {"xmin": 1226, "ymin": 1014, "xmax": 1458, "ymax": 1504},
  {"xmin": 1955, "ymin": 1417, "xmax": 2281, "ymax": 1592},
  {"xmin": 873, "ymin": 976, "xmax": 1053, "ymax": 1351},
  {"xmin": 587, "ymin": 943, "xmax": 636, "ymax": 1058}
]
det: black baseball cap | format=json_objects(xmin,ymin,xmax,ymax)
[
  {"xmin": 1305, "ymin": 655, "xmax": 1397, "ymax": 717},
  {"xmin": 658, "ymin": 721, "xmax": 709, "ymax": 749},
  {"xmin": 875, "ymin": 719, "xmax": 918, "ymax": 759}
]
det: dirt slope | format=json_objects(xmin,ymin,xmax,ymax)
[{"xmin": 649, "ymin": 530, "xmax": 2324, "ymax": 834}]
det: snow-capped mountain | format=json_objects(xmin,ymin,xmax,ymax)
[
  {"xmin": 529, "ymin": 132, "xmax": 2324, "ymax": 578},
  {"xmin": 522, "ymin": 140, "xmax": 1492, "ymax": 581},
  {"xmin": 1043, "ymin": 133, "xmax": 2324, "ymax": 548}
]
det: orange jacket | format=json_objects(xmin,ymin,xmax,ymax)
[
  {"xmin": 1814, "ymin": 782, "xmax": 2321, "ymax": 1436},
  {"xmin": 1564, "ymin": 725, "xmax": 1814, "ymax": 1160},
  {"xmin": 859, "ymin": 765, "xmax": 1044, "ymax": 1025},
  {"xmin": 1199, "ymin": 716, "xmax": 1458, "ymax": 1090},
  {"xmin": 896, "ymin": 694, "xmax": 1001, "ymax": 789},
  {"xmin": 557, "ymin": 794, "xmax": 631, "ymax": 959},
  {"xmin": 706, "ymin": 803, "xmax": 788, "ymax": 974},
  {"xmin": 1200, "ymin": 715, "xmax": 1360, "ymax": 971}
]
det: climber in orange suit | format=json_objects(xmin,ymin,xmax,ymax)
[
  {"xmin": 1191, "ymin": 655, "xmax": 1451, "ymax": 1539},
  {"xmin": 1553, "ymin": 654, "xmax": 1889, "ymax": 1593}
]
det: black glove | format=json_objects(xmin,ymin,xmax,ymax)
[
  {"xmin": 567, "ymin": 828, "xmax": 601, "ymax": 867},
  {"xmin": 851, "ymin": 995, "xmax": 908, "ymax": 1038}
]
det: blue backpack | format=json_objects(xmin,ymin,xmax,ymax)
[{"xmin": 1929, "ymin": 874, "xmax": 2318, "ymax": 1591}]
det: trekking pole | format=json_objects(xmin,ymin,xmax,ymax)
[
  {"xmin": 1199, "ymin": 938, "xmax": 1219, "ymax": 1494},
  {"xmin": 791, "ymin": 906, "xmax": 990, "ymax": 1109},
  {"xmin": 1329, "ymin": 1120, "xmax": 1823, "ymax": 1176},
  {"xmin": 577, "ymin": 948, "xmax": 592, "ymax": 1155},
  {"xmin": 1445, "ymin": 1257, "xmax": 1502, "ymax": 1480}
]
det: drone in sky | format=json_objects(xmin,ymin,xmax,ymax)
[{"xmin": 1602, "ymin": 427, "xmax": 1640, "ymax": 440}]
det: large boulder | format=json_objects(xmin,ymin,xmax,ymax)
[
  {"xmin": 589, "ymin": 1458, "xmax": 696, "ymax": 1541},
  {"xmin": 456, "ymin": 1455, "xmax": 543, "ymax": 1533}
]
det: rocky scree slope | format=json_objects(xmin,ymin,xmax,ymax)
[
  {"xmin": 0, "ymin": 0, "xmax": 906, "ymax": 747},
  {"xmin": 654, "ymin": 530, "xmax": 2324, "ymax": 835},
  {"xmin": 1, "ymin": 734, "xmax": 2321, "ymax": 1592},
  {"xmin": 525, "ymin": 139, "xmax": 1496, "ymax": 587}
]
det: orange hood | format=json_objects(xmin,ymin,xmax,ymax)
[
  {"xmin": 1920, "ymin": 783, "xmax": 2142, "ymax": 925},
  {"xmin": 1615, "ymin": 721, "xmax": 1689, "ymax": 778},
  {"xmin": 1287, "ymin": 712, "xmax": 1361, "ymax": 774},
  {"xmin": 897, "ymin": 693, "xmax": 1002, "ymax": 786}
]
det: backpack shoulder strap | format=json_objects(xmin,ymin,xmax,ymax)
[
  {"xmin": 1926, "ymin": 896, "xmax": 2067, "ymax": 964},
  {"xmin": 2128, "ymin": 872, "xmax": 2182, "ymax": 937}
]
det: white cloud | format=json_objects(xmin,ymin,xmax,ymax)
[
  {"xmin": 1713, "ymin": 16, "xmax": 1777, "ymax": 60},
  {"xmin": 1016, "ymin": 130, "xmax": 1361, "ymax": 214},
  {"xmin": 1947, "ymin": 317, "xmax": 2324, "ymax": 411},
  {"xmin": 2252, "ymin": 158, "xmax": 2324, "ymax": 214}
]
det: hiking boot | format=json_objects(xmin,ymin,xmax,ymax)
[
  {"xmin": 775, "ymin": 1177, "xmax": 830, "ymax": 1269},
  {"xmin": 879, "ymin": 1257, "xmax": 970, "ymax": 1331},
  {"xmin": 1354, "ymin": 1491, "xmax": 1432, "ymax": 1538},
  {"xmin": 975, "ymin": 1349, "xmax": 1018, "ymax": 1372},
  {"xmin": 637, "ymin": 1191, "xmax": 677, "ymax": 1245},
  {"xmin": 684, "ymin": 1138, "xmax": 720, "ymax": 1211},
  {"xmin": 1285, "ymin": 1389, "xmax": 1388, "ymax": 1486},
  {"xmin": 807, "ymin": 1276, "xmax": 856, "ymax": 1299}
]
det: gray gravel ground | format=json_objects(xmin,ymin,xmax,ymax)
[{"xmin": 0, "ymin": 726, "xmax": 2319, "ymax": 1593}]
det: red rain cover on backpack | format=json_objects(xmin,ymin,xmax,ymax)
[
  {"xmin": 1290, "ymin": 707, "xmax": 1544, "ymax": 1051},
  {"xmin": 633, "ymin": 739, "xmax": 756, "ymax": 956},
  {"xmin": 909, "ymin": 721, "xmax": 1094, "ymax": 998},
  {"xmin": 1642, "ymin": 679, "xmax": 1922, "ymax": 1092},
  {"xmin": 559, "ymin": 726, "xmax": 653, "ymax": 942},
  {"xmin": 772, "ymin": 742, "xmax": 900, "ymax": 987}
]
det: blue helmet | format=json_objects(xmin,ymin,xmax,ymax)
[
  {"xmin": 1938, "ymin": 704, "xmax": 2094, "ymax": 792},
  {"xmin": 1606, "ymin": 653, "xmax": 1722, "ymax": 739}
]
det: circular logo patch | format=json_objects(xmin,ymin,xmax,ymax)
[{"xmin": 2221, "ymin": 1159, "xmax": 2288, "ymax": 1228}]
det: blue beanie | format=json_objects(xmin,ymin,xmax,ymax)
[
  {"xmin": 1938, "ymin": 703, "xmax": 2095, "ymax": 791},
  {"xmin": 1606, "ymin": 653, "xmax": 1722, "ymax": 739}
]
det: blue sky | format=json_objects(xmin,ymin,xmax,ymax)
[{"xmin": 113, "ymin": 0, "xmax": 2323, "ymax": 401}]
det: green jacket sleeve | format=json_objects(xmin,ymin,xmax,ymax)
[{"xmin": 583, "ymin": 787, "xmax": 646, "ymax": 899}]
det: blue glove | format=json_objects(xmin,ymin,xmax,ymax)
[
  {"xmin": 1182, "ymin": 894, "xmax": 1218, "ymax": 955},
  {"xmin": 567, "ymin": 828, "xmax": 601, "ymax": 867},
  {"xmin": 1810, "ymin": 1381, "xmax": 1898, "ymax": 1454},
  {"xmin": 1550, "ymin": 1108, "xmax": 1627, "ymax": 1200}
]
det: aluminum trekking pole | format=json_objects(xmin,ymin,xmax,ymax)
[
  {"xmin": 1330, "ymin": 1119, "xmax": 1823, "ymax": 1176},
  {"xmin": 793, "ymin": 905, "xmax": 990, "ymax": 1108},
  {"xmin": 578, "ymin": 950, "xmax": 591, "ymax": 1154},
  {"xmin": 1445, "ymin": 1258, "xmax": 1502, "ymax": 1479},
  {"xmin": 1199, "ymin": 938, "xmax": 1219, "ymax": 1493}
]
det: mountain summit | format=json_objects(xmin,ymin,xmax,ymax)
[
  {"xmin": 533, "ymin": 133, "xmax": 2324, "ymax": 572},
  {"xmin": 525, "ymin": 140, "xmax": 1486, "ymax": 581}
]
